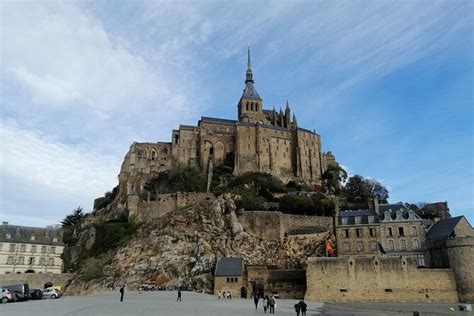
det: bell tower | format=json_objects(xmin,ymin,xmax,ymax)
[{"xmin": 238, "ymin": 46, "xmax": 263, "ymax": 123}]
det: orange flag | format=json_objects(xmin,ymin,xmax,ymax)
[{"xmin": 325, "ymin": 239, "xmax": 334, "ymax": 254}]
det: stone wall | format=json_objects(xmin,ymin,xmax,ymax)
[
  {"xmin": 0, "ymin": 273, "xmax": 74, "ymax": 289},
  {"xmin": 132, "ymin": 192, "xmax": 215, "ymax": 223},
  {"xmin": 447, "ymin": 237, "xmax": 474, "ymax": 303},
  {"xmin": 305, "ymin": 256, "xmax": 458, "ymax": 302},
  {"xmin": 214, "ymin": 276, "xmax": 244, "ymax": 298},
  {"xmin": 238, "ymin": 211, "xmax": 332, "ymax": 241}
]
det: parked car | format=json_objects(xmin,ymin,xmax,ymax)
[
  {"xmin": 29, "ymin": 288, "xmax": 43, "ymax": 300},
  {"xmin": 1, "ymin": 288, "xmax": 16, "ymax": 304},
  {"xmin": 42, "ymin": 288, "xmax": 63, "ymax": 299},
  {"xmin": 1, "ymin": 284, "xmax": 30, "ymax": 301},
  {"xmin": 139, "ymin": 284, "xmax": 156, "ymax": 291}
]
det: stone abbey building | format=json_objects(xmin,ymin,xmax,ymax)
[{"xmin": 119, "ymin": 49, "xmax": 336, "ymax": 196}]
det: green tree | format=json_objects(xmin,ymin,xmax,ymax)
[
  {"xmin": 343, "ymin": 175, "xmax": 389, "ymax": 206},
  {"xmin": 61, "ymin": 207, "xmax": 86, "ymax": 227},
  {"xmin": 144, "ymin": 166, "xmax": 206, "ymax": 199},
  {"xmin": 230, "ymin": 172, "xmax": 285, "ymax": 200},
  {"xmin": 322, "ymin": 164, "xmax": 347, "ymax": 195}
]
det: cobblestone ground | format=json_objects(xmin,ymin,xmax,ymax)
[{"xmin": 0, "ymin": 290, "xmax": 467, "ymax": 316}]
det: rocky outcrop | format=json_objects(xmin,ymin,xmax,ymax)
[{"xmin": 65, "ymin": 194, "xmax": 330, "ymax": 295}]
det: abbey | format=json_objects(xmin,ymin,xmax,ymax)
[{"xmin": 119, "ymin": 48, "xmax": 336, "ymax": 196}]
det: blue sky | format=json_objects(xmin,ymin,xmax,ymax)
[{"xmin": 1, "ymin": 0, "xmax": 472, "ymax": 227}]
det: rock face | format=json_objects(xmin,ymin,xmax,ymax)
[{"xmin": 66, "ymin": 194, "xmax": 329, "ymax": 294}]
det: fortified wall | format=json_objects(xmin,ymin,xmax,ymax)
[
  {"xmin": 447, "ymin": 237, "xmax": 474, "ymax": 303},
  {"xmin": 305, "ymin": 256, "xmax": 458, "ymax": 302},
  {"xmin": 0, "ymin": 273, "xmax": 74, "ymax": 289},
  {"xmin": 238, "ymin": 211, "xmax": 332, "ymax": 241},
  {"xmin": 128, "ymin": 192, "xmax": 215, "ymax": 223}
]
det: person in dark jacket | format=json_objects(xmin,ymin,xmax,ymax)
[
  {"xmin": 119, "ymin": 285, "xmax": 124, "ymax": 302},
  {"xmin": 294, "ymin": 302, "xmax": 301, "ymax": 316},
  {"xmin": 299, "ymin": 300, "xmax": 307, "ymax": 316},
  {"xmin": 253, "ymin": 293, "xmax": 259, "ymax": 310},
  {"xmin": 177, "ymin": 289, "xmax": 182, "ymax": 301}
]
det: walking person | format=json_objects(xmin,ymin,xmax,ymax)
[
  {"xmin": 177, "ymin": 288, "xmax": 182, "ymax": 302},
  {"xmin": 119, "ymin": 285, "xmax": 125, "ymax": 302},
  {"xmin": 294, "ymin": 302, "xmax": 301, "ymax": 316},
  {"xmin": 262, "ymin": 296, "xmax": 268, "ymax": 314},
  {"xmin": 253, "ymin": 293, "xmax": 259, "ymax": 310},
  {"xmin": 299, "ymin": 301, "xmax": 307, "ymax": 316},
  {"xmin": 269, "ymin": 295, "xmax": 275, "ymax": 314},
  {"xmin": 266, "ymin": 295, "xmax": 270, "ymax": 312}
]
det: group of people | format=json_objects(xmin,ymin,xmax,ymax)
[
  {"xmin": 293, "ymin": 301, "xmax": 307, "ymax": 316},
  {"xmin": 253, "ymin": 293, "xmax": 277, "ymax": 314},
  {"xmin": 217, "ymin": 290, "xmax": 232, "ymax": 299}
]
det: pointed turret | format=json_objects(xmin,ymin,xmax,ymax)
[
  {"xmin": 292, "ymin": 113, "xmax": 298, "ymax": 128},
  {"xmin": 240, "ymin": 46, "xmax": 262, "ymax": 101},
  {"xmin": 245, "ymin": 45, "xmax": 253, "ymax": 84},
  {"xmin": 272, "ymin": 106, "xmax": 277, "ymax": 125},
  {"xmin": 285, "ymin": 100, "xmax": 291, "ymax": 128},
  {"xmin": 279, "ymin": 107, "xmax": 284, "ymax": 127}
]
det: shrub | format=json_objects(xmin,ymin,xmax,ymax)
[
  {"xmin": 236, "ymin": 193, "xmax": 266, "ymax": 211},
  {"xmin": 94, "ymin": 186, "xmax": 119, "ymax": 211},
  {"xmin": 144, "ymin": 167, "xmax": 206, "ymax": 199},
  {"xmin": 230, "ymin": 172, "xmax": 286, "ymax": 200}
]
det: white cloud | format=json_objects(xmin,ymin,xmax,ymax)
[{"xmin": 0, "ymin": 121, "xmax": 120, "ymax": 225}]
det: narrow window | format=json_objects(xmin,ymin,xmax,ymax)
[
  {"xmin": 343, "ymin": 229, "xmax": 349, "ymax": 238},
  {"xmin": 357, "ymin": 241, "xmax": 363, "ymax": 251},
  {"xmin": 370, "ymin": 228, "xmax": 376, "ymax": 237},
  {"xmin": 371, "ymin": 241, "xmax": 378, "ymax": 251},
  {"xmin": 29, "ymin": 257, "xmax": 35, "ymax": 265},
  {"xmin": 388, "ymin": 240, "xmax": 394, "ymax": 251},
  {"xmin": 227, "ymin": 277, "xmax": 230, "ymax": 282},
  {"xmin": 398, "ymin": 227, "xmax": 404, "ymax": 236},
  {"xmin": 411, "ymin": 226, "xmax": 417, "ymax": 236},
  {"xmin": 31, "ymin": 245, "xmax": 36, "ymax": 253},
  {"xmin": 413, "ymin": 239, "xmax": 419, "ymax": 249},
  {"xmin": 246, "ymin": 102, "xmax": 249, "ymax": 111},
  {"xmin": 400, "ymin": 239, "xmax": 406, "ymax": 250},
  {"xmin": 387, "ymin": 227, "xmax": 393, "ymax": 237},
  {"xmin": 343, "ymin": 242, "xmax": 350, "ymax": 252},
  {"xmin": 356, "ymin": 229, "xmax": 362, "ymax": 238}
]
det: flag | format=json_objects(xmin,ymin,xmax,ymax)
[
  {"xmin": 325, "ymin": 239, "xmax": 334, "ymax": 255},
  {"xmin": 377, "ymin": 242, "xmax": 386, "ymax": 254}
]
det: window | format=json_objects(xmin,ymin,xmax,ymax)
[
  {"xmin": 343, "ymin": 229, "xmax": 349, "ymax": 238},
  {"xmin": 39, "ymin": 257, "xmax": 45, "ymax": 265},
  {"xmin": 400, "ymin": 239, "xmax": 406, "ymax": 251},
  {"xmin": 7, "ymin": 256, "xmax": 14, "ymax": 265},
  {"xmin": 41, "ymin": 246, "xmax": 46, "ymax": 254},
  {"xmin": 50, "ymin": 247, "xmax": 56, "ymax": 254},
  {"xmin": 371, "ymin": 241, "xmax": 378, "ymax": 251},
  {"xmin": 415, "ymin": 254, "xmax": 425, "ymax": 267},
  {"xmin": 387, "ymin": 227, "xmax": 393, "ymax": 237},
  {"xmin": 413, "ymin": 239, "xmax": 419, "ymax": 249},
  {"xmin": 48, "ymin": 258, "xmax": 54, "ymax": 266},
  {"xmin": 246, "ymin": 102, "xmax": 249, "ymax": 111},
  {"xmin": 341, "ymin": 217, "xmax": 348, "ymax": 225},
  {"xmin": 343, "ymin": 242, "xmax": 350, "ymax": 252},
  {"xmin": 411, "ymin": 226, "xmax": 417, "ymax": 236},
  {"xmin": 29, "ymin": 257, "xmax": 35, "ymax": 265},
  {"xmin": 398, "ymin": 227, "xmax": 404, "ymax": 236},
  {"xmin": 226, "ymin": 277, "xmax": 230, "ymax": 282},
  {"xmin": 388, "ymin": 240, "xmax": 394, "ymax": 251},
  {"xmin": 6, "ymin": 233, "xmax": 11, "ymax": 239},
  {"xmin": 31, "ymin": 245, "xmax": 36, "ymax": 253},
  {"xmin": 235, "ymin": 278, "xmax": 238, "ymax": 282},
  {"xmin": 355, "ymin": 216, "xmax": 361, "ymax": 225},
  {"xmin": 369, "ymin": 228, "xmax": 376, "ymax": 237},
  {"xmin": 9, "ymin": 244, "xmax": 15, "ymax": 252},
  {"xmin": 368, "ymin": 216, "xmax": 374, "ymax": 224},
  {"xmin": 20, "ymin": 244, "xmax": 26, "ymax": 252},
  {"xmin": 18, "ymin": 256, "xmax": 24, "ymax": 264},
  {"xmin": 30, "ymin": 235, "xmax": 35, "ymax": 241},
  {"xmin": 356, "ymin": 229, "xmax": 362, "ymax": 238},
  {"xmin": 356, "ymin": 241, "xmax": 363, "ymax": 252}
]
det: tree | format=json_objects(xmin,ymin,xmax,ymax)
[
  {"xmin": 322, "ymin": 164, "xmax": 347, "ymax": 195},
  {"xmin": 61, "ymin": 207, "xmax": 86, "ymax": 227},
  {"xmin": 144, "ymin": 167, "xmax": 206, "ymax": 199},
  {"xmin": 343, "ymin": 175, "xmax": 389, "ymax": 206}
]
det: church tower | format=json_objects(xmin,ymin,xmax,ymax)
[{"xmin": 237, "ymin": 46, "xmax": 264, "ymax": 123}]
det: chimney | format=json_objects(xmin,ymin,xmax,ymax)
[
  {"xmin": 373, "ymin": 198, "xmax": 379, "ymax": 213},
  {"xmin": 2, "ymin": 221, "xmax": 8, "ymax": 225}
]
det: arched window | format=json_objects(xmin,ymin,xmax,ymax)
[
  {"xmin": 246, "ymin": 102, "xmax": 249, "ymax": 111},
  {"xmin": 251, "ymin": 103, "xmax": 254, "ymax": 111},
  {"xmin": 151, "ymin": 151, "xmax": 157, "ymax": 161}
]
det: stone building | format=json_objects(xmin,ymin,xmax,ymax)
[
  {"xmin": 117, "ymin": 48, "xmax": 336, "ymax": 200},
  {"xmin": 425, "ymin": 216, "xmax": 473, "ymax": 268},
  {"xmin": 214, "ymin": 257, "xmax": 244, "ymax": 298},
  {"xmin": 336, "ymin": 203, "xmax": 427, "ymax": 266},
  {"xmin": 0, "ymin": 222, "xmax": 64, "ymax": 274}
]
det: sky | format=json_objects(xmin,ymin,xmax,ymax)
[{"xmin": 1, "ymin": 0, "xmax": 473, "ymax": 227}]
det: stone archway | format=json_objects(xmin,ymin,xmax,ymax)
[{"xmin": 214, "ymin": 142, "xmax": 224, "ymax": 164}]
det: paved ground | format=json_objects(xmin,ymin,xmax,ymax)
[{"xmin": 0, "ymin": 290, "xmax": 469, "ymax": 315}]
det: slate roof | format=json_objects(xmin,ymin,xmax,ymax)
[
  {"xmin": 339, "ymin": 210, "xmax": 376, "ymax": 217},
  {"xmin": 379, "ymin": 203, "xmax": 410, "ymax": 213},
  {"xmin": 241, "ymin": 82, "xmax": 262, "ymax": 101},
  {"xmin": 0, "ymin": 224, "xmax": 64, "ymax": 245},
  {"xmin": 200, "ymin": 117, "xmax": 237, "ymax": 125},
  {"xmin": 426, "ymin": 216, "xmax": 465, "ymax": 240},
  {"xmin": 215, "ymin": 257, "xmax": 243, "ymax": 277}
]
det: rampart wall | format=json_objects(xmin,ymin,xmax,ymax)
[
  {"xmin": 305, "ymin": 256, "xmax": 458, "ymax": 302},
  {"xmin": 447, "ymin": 237, "xmax": 474, "ymax": 303},
  {"xmin": 0, "ymin": 273, "xmax": 74, "ymax": 289},
  {"xmin": 238, "ymin": 211, "xmax": 332, "ymax": 240}
]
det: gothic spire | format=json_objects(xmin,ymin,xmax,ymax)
[{"xmin": 245, "ymin": 45, "xmax": 254, "ymax": 84}]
